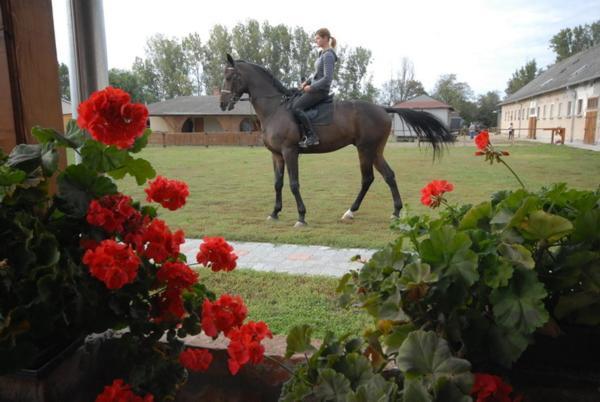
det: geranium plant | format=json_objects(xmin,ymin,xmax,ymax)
[{"xmin": 0, "ymin": 87, "xmax": 271, "ymax": 401}]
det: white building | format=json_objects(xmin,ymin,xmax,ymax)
[
  {"xmin": 499, "ymin": 44, "xmax": 600, "ymax": 145},
  {"xmin": 390, "ymin": 95, "xmax": 461, "ymax": 141}
]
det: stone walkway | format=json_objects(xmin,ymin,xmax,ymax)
[{"xmin": 181, "ymin": 239, "xmax": 376, "ymax": 277}]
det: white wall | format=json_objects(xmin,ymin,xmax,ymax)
[{"xmin": 392, "ymin": 109, "xmax": 449, "ymax": 138}]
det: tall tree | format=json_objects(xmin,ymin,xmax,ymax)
[
  {"xmin": 145, "ymin": 34, "xmax": 193, "ymax": 99},
  {"xmin": 58, "ymin": 62, "xmax": 70, "ymax": 100},
  {"xmin": 336, "ymin": 46, "xmax": 377, "ymax": 101},
  {"xmin": 132, "ymin": 57, "xmax": 161, "ymax": 104},
  {"xmin": 231, "ymin": 20, "xmax": 264, "ymax": 65},
  {"xmin": 261, "ymin": 23, "xmax": 294, "ymax": 87},
  {"xmin": 290, "ymin": 27, "xmax": 316, "ymax": 85},
  {"xmin": 108, "ymin": 68, "xmax": 145, "ymax": 103},
  {"xmin": 202, "ymin": 25, "xmax": 232, "ymax": 95},
  {"xmin": 505, "ymin": 59, "xmax": 539, "ymax": 96},
  {"xmin": 550, "ymin": 19, "xmax": 600, "ymax": 61},
  {"xmin": 378, "ymin": 58, "xmax": 426, "ymax": 105},
  {"xmin": 432, "ymin": 74, "xmax": 476, "ymax": 122},
  {"xmin": 182, "ymin": 33, "xmax": 204, "ymax": 95},
  {"xmin": 475, "ymin": 91, "xmax": 501, "ymax": 128}
]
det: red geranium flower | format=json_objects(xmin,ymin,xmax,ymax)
[
  {"xmin": 145, "ymin": 176, "xmax": 190, "ymax": 211},
  {"xmin": 226, "ymin": 321, "xmax": 272, "ymax": 375},
  {"xmin": 157, "ymin": 261, "xmax": 198, "ymax": 290},
  {"xmin": 179, "ymin": 348, "xmax": 213, "ymax": 372},
  {"xmin": 420, "ymin": 180, "xmax": 454, "ymax": 208},
  {"xmin": 83, "ymin": 240, "xmax": 140, "ymax": 289},
  {"xmin": 95, "ymin": 379, "xmax": 154, "ymax": 402},
  {"xmin": 201, "ymin": 294, "xmax": 248, "ymax": 337},
  {"xmin": 77, "ymin": 86, "xmax": 148, "ymax": 149},
  {"xmin": 154, "ymin": 288, "xmax": 186, "ymax": 323},
  {"xmin": 141, "ymin": 219, "xmax": 185, "ymax": 263},
  {"xmin": 196, "ymin": 237, "xmax": 237, "ymax": 272},
  {"xmin": 471, "ymin": 373, "xmax": 520, "ymax": 402},
  {"xmin": 87, "ymin": 193, "xmax": 140, "ymax": 234},
  {"xmin": 475, "ymin": 130, "xmax": 490, "ymax": 150}
]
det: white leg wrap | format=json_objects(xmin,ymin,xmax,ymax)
[{"xmin": 341, "ymin": 209, "xmax": 354, "ymax": 220}]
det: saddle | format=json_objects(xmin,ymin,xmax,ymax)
[{"xmin": 305, "ymin": 94, "xmax": 335, "ymax": 126}]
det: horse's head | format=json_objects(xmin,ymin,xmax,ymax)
[{"xmin": 220, "ymin": 54, "xmax": 247, "ymax": 111}]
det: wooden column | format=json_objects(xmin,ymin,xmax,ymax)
[{"xmin": 0, "ymin": 0, "xmax": 65, "ymax": 169}]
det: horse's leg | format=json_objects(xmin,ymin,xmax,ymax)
[
  {"xmin": 282, "ymin": 148, "xmax": 307, "ymax": 227},
  {"xmin": 374, "ymin": 155, "xmax": 403, "ymax": 218},
  {"xmin": 341, "ymin": 150, "xmax": 375, "ymax": 220},
  {"xmin": 268, "ymin": 152, "xmax": 285, "ymax": 220}
]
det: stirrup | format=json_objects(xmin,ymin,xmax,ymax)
[{"xmin": 299, "ymin": 135, "xmax": 319, "ymax": 148}]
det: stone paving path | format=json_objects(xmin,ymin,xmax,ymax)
[{"xmin": 181, "ymin": 239, "xmax": 377, "ymax": 277}]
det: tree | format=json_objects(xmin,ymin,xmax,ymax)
[
  {"xmin": 336, "ymin": 47, "xmax": 377, "ymax": 101},
  {"xmin": 290, "ymin": 27, "xmax": 316, "ymax": 86},
  {"xmin": 108, "ymin": 68, "xmax": 145, "ymax": 103},
  {"xmin": 145, "ymin": 34, "xmax": 193, "ymax": 99},
  {"xmin": 182, "ymin": 33, "xmax": 204, "ymax": 95},
  {"xmin": 378, "ymin": 58, "xmax": 426, "ymax": 105},
  {"xmin": 505, "ymin": 59, "xmax": 539, "ymax": 96},
  {"xmin": 261, "ymin": 23, "xmax": 294, "ymax": 87},
  {"xmin": 202, "ymin": 25, "xmax": 232, "ymax": 95},
  {"xmin": 58, "ymin": 62, "xmax": 70, "ymax": 100},
  {"xmin": 475, "ymin": 91, "xmax": 501, "ymax": 128},
  {"xmin": 432, "ymin": 74, "xmax": 476, "ymax": 123},
  {"xmin": 549, "ymin": 19, "xmax": 600, "ymax": 61},
  {"xmin": 231, "ymin": 20, "xmax": 264, "ymax": 65},
  {"xmin": 132, "ymin": 57, "xmax": 161, "ymax": 104}
]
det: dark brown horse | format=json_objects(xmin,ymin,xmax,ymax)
[{"xmin": 220, "ymin": 54, "xmax": 454, "ymax": 227}]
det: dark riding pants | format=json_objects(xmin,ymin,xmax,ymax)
[{"xmin": 291, "ymin": 90, "xmax": 328, "ymax": 138}]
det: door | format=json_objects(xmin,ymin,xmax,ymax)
[
  {"xmin": 584, "ymin": 111, "xmax": 597, "ymax": 144},
  {"xmin": 528, "ymin": 117, "xmax": 537, "ymax": 139}
]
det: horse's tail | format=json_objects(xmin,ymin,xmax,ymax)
[{"xmin": 384, "ymin": 107, "xmax": 455, "ymax": 156}]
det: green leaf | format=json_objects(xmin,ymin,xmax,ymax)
[
  {"xmin": 399, "ymin": 263, "xmax": 438, "ymax": 289},
  {"xmin": 339, "ymin": 353, "xmax": 373, "ymax": 388},
  {"xmin": 573, "ymin": 209, "xmax": 600, "ymax": 243},
  {"xmin": 519, "ymin": 210, "xmax": 573, "ymax": 243},
  {"xmin": 31, "ymin": 126, "xmax": 78, "ymax": 148},
  {"xmin": 554, "ymin": 291, "xmax": 600, "ymax": 325},
  {"xmin": 383, "ymin": 323, "xmax": 416, "ymax": 352},
  {"xmin": 349, "ymin": 375, "xmax": 398, "ymax": 402},
  {"xmin": 108, "ymin": 157, "xmax": 156, "ymax": 185},
  {"xmin": 7, "ymin": 144, "xmax": 41, "ymax": 173},
  {"xmin": 0, "ymin": 165, "xmax": 26, "ymax": 186},
  {"xmin": 396, "ymin": 330, "xmax": 472, "ymax": 395},
  {"xmin": 285, "ymin": 324, "xmax": 316, "ymax": 358},
  {"xmin": 40, "ymin": 143, "xmax": 58, "ymax": 176},
  {"xmin": 57, "ymin": 164, "xmax": 117, "ymax": 217},
  {"xmin": 488, "ymin": 324, "xmax": 530, "ymax": 367},
  {"xmin": 402, "ymin": 380, "xmax": 433, "ymax": 402},
  {"xmin": 420, "ymin": 226, "xmax": 479, "ymax": 287},
  {"xmin": 130, "ymin": 128, "xmax": 151, "ymax": 153},
  {"xmin": 458, "ymin": 201, "xmax": 492, "ymax": 230},
  {"xmin": 81, "ymin": 140, "xmax": 130, "ymax": 173},
  {"xmin": 313, "ymin": 368, "xmax": 352, "ymax": 401},
  {"xmin": 65, "ymin": 119, "xmax": 88, "ymax": 148},
  {"xmin": 490, "ymin": 269, "xmax": 549, "ymax": 334},
  {"xmin": 481, "ymin": 255, "xmax": 514, "ymax": 288},
  {"xmin": 497, "ymin": 243, "xmax": 535, "ymax": 269}
]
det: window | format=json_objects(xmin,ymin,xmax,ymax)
[
  {"xmin": 530, "ymin": 107, "xmax": 535, "ymax": 117},
  {"xmin": 543, "ymin": 105, "xmax": 547, "ymax": 119},
  {"xmin": 537, "ymin": 107, "xmax": 540, "ymax": 118},
  {"xmin": 577, "ymin": 99, "xmax": 583, "ymax": 115},
  {"xmin": 567, "ymin": 101, "xmax": 572, "ymax": 117},
  {"xmin": 550, "ymin": 104, "xmax": 554, "ymax": 119},
  {"xmin": 588, "ymin": 97, "xmax": 598, "ymax": 110},
  {"xmin": 558, "ymin": 103, "xmax": 562, "ymax": 118}
]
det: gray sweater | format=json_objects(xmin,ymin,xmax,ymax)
[{"xmin": 308, "ymin": 49, "xmax": 337, "ymax": 93}]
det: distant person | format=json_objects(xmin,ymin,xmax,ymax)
[
  {"xmin": 293, "ymin": 28, "xmax": 338, "ymax": 148},
  {"xmin": 508, "ymin": 122, "xmax": 514, "ymax": 141},
  {"xmin": 468, "ymin": 122, "xmax": 476, "ymax": 139}
]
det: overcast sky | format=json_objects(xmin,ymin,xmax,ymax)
[{"xmin": 51, "ymin": 0, "xmax": 600, "ymax": 97}]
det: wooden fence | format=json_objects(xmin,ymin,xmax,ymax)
[{"xmin": 148, "ymin": 131, "xmax": 263, "ymax": 147}]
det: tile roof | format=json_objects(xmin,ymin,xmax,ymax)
[
  {"xmin": 392, "ymin": 95, "xmax": 452, "ymax": 110},
  {"xmin": 147, "ymin": 95, "xmax": 256, "ymax": 116}
]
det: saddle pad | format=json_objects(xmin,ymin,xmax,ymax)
[{"xmin": 305, "ymin": 101, "xmax": 334, "ymax": 126}]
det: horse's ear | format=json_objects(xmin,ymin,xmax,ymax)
[{"xmin": 226, "ymin": 53, "xmax": 235, "ymax": 67}]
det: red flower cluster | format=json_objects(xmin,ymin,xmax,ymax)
[
  {"xmin": 475, "ymin": 130, "xmax": 490, "ymax": 150},
  {"xmin": 77, "ymin": 86, "xmax": 148, "ymax": 149},
  {"xmin": 179, "ymin": 348, "xmax": 213, "ymax": 372},
  {"xmin": 142, "ymin": 219, "xmax": 185, "ymax": 263},
  {"xmin": 202, "ymin": 294, "xmax": 248, "ymax": 337},
  {"xmin": 87, "ymin": 193, "xmax": 140, "ymax": 233},
  {"xmin": 83, "ymin": 240, "xmax": 140, "ymax": 289},
  {"xmin": 226, "ymin": 321, "xmax": 272, "ymax": 375},
  {"xmin": 420, "ymin": 180, "xmax": 454, "ymax": 208},
  {"xmin": 471, "ymin": 373, "xmax": 522, "ymax": 402},
  {"xmin": 145, "ymin": 176, "xmax": 190, "ymax": 211},
  {"xmin": 154, "ymin": 288, "xmax": 186, "ymax": 323},
  {"xmin": 196, "ymin": 237, "xmax": 237, "ymax": 272},
  {"xmin": 95, "ymin": 379, "xmax": 154, "ymax": 402},
  {"xmin": 157, "ymin": 261, "xmax": 198, "ymax": 291}
]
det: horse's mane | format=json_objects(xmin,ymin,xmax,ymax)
[{"xmin": 238, "ymin": 60, "xmax": 291, "ymax": 95}]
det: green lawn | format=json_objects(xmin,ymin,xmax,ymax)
[
  {"xmin": 116, "ymin": 140, "xmax": 600, "ymax": 249},
  {"xmin": 199, "ymin": 269, "xmax": 371, "ymax": 339}
]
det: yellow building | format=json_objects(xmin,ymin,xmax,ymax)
[{"xmin": 499, "ymin": 45, "xmax": 600, "ymax": 145}]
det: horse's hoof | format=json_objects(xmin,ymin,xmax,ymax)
[
  {"xmin": 341, "ymin": 209, "xmax": 354, "ymax": 221},
  {"xmin": 267, "ymin": 215, "xmax": 278, "ymax": 221},
  {"xmin": 294, "ymin": 221, "xmax": 307, "ymax": 228},
  {"xmin": 390, "ymin": 214, "xmax": 400, "ymax": 220}
]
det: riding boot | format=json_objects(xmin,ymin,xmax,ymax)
[{"xmin": 295, "ymin": 110, "xmax": 320, "ymax": 148}]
